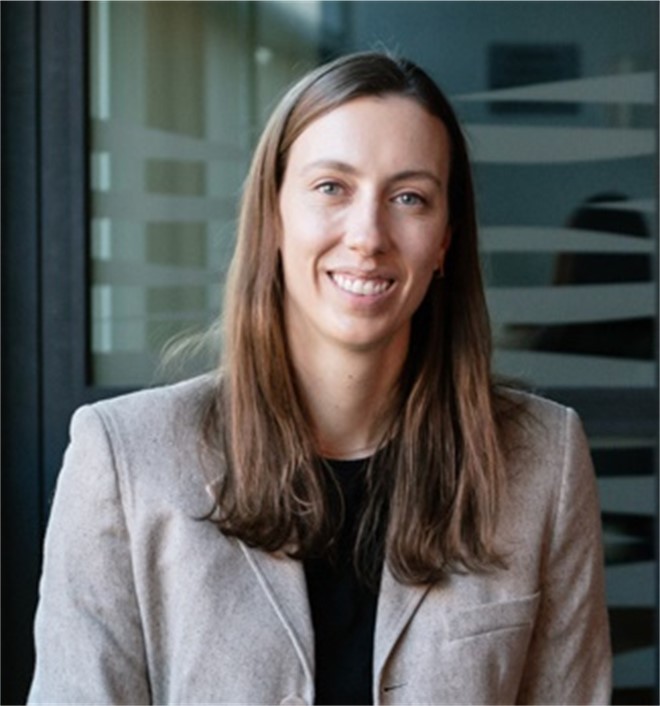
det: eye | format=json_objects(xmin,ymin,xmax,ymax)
[
  {"xmin": 394, "ymin": 191, "xmax": 426, "ymax": 207},
  {"xmin": 315, "ymin": 180, "xmax": 344, "ymax": 196}
]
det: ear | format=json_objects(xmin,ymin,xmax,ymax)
[
  {"xmin": 436, "ymin": 225, "xmax": 452, "ymax": 272},
  {"xmin": 275, "ymin": 207, "xmax": 284, "ymax": 250}
]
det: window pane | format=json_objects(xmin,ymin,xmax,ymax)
[{"xmin": 88, "ymin": 0, "xmax": 324, "ymax": 386}]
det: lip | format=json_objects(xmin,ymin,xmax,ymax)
[{"xmin": 327, "ymin": 270, "xmax": 395, "ymax": 299}]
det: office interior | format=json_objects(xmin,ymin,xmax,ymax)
[{"xmin": 2, "ymin": 2, "xmax": 658, "ymax": 703}]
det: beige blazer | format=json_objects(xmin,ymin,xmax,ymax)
[{"xmin": 28, "ymin": 375, "xmax": 611, "ymax": 705}]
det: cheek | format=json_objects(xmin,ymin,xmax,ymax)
[
  {"xmin": 406, "ymin": 232, "xmax": 447, "ymax": 274},
  {"xmin": 279, "ymin": 217, "xmax": 322, "ymax": 284},
  {"xmin": 282, "ymin": 209, "xmax": 341, "ymax": 260}
]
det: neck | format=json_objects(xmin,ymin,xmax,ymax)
[{"xmin": 289, "ymin": 338, "xmax": 408, "ymax": 461}]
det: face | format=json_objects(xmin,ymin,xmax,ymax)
[{"xmin": 278, "ymin": 95, "xmax": 452, "ymax": 359}]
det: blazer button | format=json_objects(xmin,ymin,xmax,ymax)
[{"xmin": 279, "ymin": 695, "xmax": 307, "ymax": 705}]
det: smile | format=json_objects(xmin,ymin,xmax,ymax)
[{"xmin": 330, "ymin": 272, "xmax": 393, "ymax": 296}]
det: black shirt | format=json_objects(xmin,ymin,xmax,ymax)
[{"xmin": 303, "ymin": 458, "xmax": 380, "ymax": 706}]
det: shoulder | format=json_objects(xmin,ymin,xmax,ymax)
[
  {"xmin": 495, "ymin": 387, "xmax": 594, "ymax": 500},
  {"xmin": 85, "ymin": 373, "xmax": 217, "ymax": 426},
  {"xmin": 65, "ymin": 375, "xmax": 220, "ymax": 514},
  {"xmin": 497, "ymin": 386, "xmax": 586, "ymax": 450},
  {"xmin": 72, "ymin": 373, "xmax": 217, "ymax": 446},
  {"xmin": 499, "ymin": 385, "xmax": 574, "ymax": 422},
  {"xmin": 493, "ymin": 389, "xmax": 601, "ymax": 563}
]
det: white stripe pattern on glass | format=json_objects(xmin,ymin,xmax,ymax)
[
  {"xmin": 487, "ymin": 283, "xmax": 655, "ymax": 324},
  {"xmin": 465, "ymin": 125, "xmax": 655, "ymax": 163},
  {"xmin": 454, "ymin": 71, "xmax": 656, "ymax": 105},
  {"xmin": 493, "ymin": 350, "xmax": 655, "ymax": 388},
  {"xmin": 480, "ymin": 226, "xmax": 654, "ymax": 253},
  {"xmin": 92, "ymin": 118, "xmax": 247, "ymax": 162},
  {"xmin": 93, "ymin": 260, "xmax": 222, "ymax": 286},
  {"xmin": 92, "ymin": 193, "xmax": 235, "ymax": 221}
]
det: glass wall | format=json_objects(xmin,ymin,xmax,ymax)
[
  {"xmin": 348, "ymin": 5, "xmax": 658, "ymax": 701},
  {"xmin": 89, "ymin": 1, "xmax": 325, "ymax": 385},
  {"xmin": 88, "ymin": 2, "xmax": 657, "ymax": 702}
]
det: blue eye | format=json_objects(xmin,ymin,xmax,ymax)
[
  {"xmin": 317, "ymin": 181, "xmax": 342, "ymax": 195},
  {"xmin": 395, "ymin": 192, "xmax": 425, "ymax": 206}
]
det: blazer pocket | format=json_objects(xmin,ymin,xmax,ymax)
[{"xmin": 446, "ymin": 592, "xmax": 540, "ymax": 641}]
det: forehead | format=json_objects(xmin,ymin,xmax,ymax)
[{"xmin": 286, "ymin": 95, "xmax": 451, "ymax": 175}]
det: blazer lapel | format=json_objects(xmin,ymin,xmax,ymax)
[
  {"xmin": 374, "ymin": 565, "xmax": 431, "ymax": 684},
  {"xmin": 238, "ymin": 542, "xmax": 314, "ymax": 682},
  {"xmin": 239, "ymin": 545, "xmax": 432, "ymax": 692}
]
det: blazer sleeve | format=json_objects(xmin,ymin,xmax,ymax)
[
  {"xmin": 28, "ymin": 405, "xmax": 151, "ymax": 705},
  {"xmin": 517, "ymin": 408, "xmax": 612, "ymax": 705}
]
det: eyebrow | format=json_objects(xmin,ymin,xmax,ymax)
[
  {"xmin": 393, "ymin": 169, "xmax": 444, "ymax": 189},
  {"xmin": 302, "ymin": 160, "xmax": 444, "ymax": 189}
]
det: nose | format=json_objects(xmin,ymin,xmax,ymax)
[{"xmin": 343, "ymin": 194, "xmax": 390, "ymax": 256}]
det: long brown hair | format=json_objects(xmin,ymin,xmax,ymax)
[{"xmin": 203, "ymin": 51, "xmax": 519, "ymax": 585}]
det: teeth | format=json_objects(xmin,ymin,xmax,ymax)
[{"xmin": 332, "ymin": 273, "xmax": 391, "ymax": 296}]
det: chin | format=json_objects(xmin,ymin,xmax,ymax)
[{"xmin": 333, "ymin": 327, "xmax": 405, "ymax": 354}]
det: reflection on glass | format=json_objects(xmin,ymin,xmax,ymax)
[{"xmin": 89, "ymin": 0, "xmax": 323, "ymax": 386}]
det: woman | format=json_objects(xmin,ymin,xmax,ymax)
[{"xmin": 29, "ymin": 52, "xmax": 611, "ymax": 705}]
